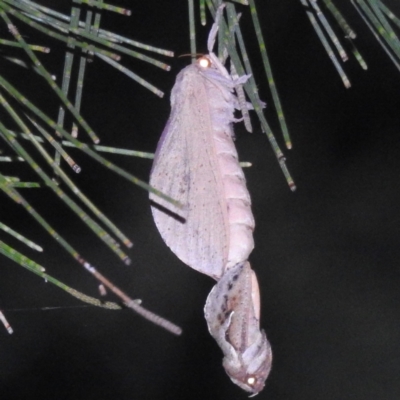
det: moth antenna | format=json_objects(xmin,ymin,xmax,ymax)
[{"xmin": 178, "ymin": 53, "xmax": 204, "ymax": 59}]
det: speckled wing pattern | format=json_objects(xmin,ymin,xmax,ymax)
[
  {"xmin": 149, "ymin": 63, "xmax": 229, "ymax": 280},
  {"xmin": 204, "ymin": 262, "xmax": 272, "ymax": 394}
]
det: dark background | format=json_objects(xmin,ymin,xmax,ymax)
[{"xmin": 1, "ymin": 1, "xmax": 400, "ymax": 399}]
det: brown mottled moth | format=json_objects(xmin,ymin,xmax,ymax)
[{"xmin": 149, "ymin": 4, "xmax": 272, "ymax": 395}]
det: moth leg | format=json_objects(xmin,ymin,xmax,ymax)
[
  {"xmin": 231, "ymin": 63, "xmax": 252, "ymax": 132},
  {"xmin": 207, "ymin": 3, "xmax": 226, "ymax": 53}
]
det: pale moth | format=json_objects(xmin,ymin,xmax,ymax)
[{"xmin": 149, "ymin": 4, "xmax": 272, "ymax": 395}]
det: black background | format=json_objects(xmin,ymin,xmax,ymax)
[{"xmin": 1, "ymin": 1, "xmax": 400, "ymax": 399}]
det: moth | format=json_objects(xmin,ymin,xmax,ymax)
[
  {"xmin": 149, "ymin": 4, "xmax": 272, "ymax": 394},
  {"xmin": 204, "ymin": 262, "xmax": 272, "ymax": 394}
]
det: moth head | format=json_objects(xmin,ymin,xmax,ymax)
[
  {"xmin": 224, "ymin": 362, "xmax": 271, "ymax": 395},
  {"xmin": 222, "ymin": 330, "xmax": 272, "ymax": 395},
  {"xmin": 197, "ymin": 55, "xmax": 212, "ymax": 69}
]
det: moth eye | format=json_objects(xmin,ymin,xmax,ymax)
[
  {"xmin": 198, "ymin": 57, "xmax": 211, "ymax": 69},
  {"xmin": 247, "ymin": 376, "xmax": 256, "ymax": 386}
]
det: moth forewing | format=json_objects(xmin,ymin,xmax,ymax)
[
  {"xmin": 150, "ymin": 49, "xmax": 256, "ymax": 280},
  {"xmin": 149, "ymin": 63, "xmax": 230, "ymax": 280}
]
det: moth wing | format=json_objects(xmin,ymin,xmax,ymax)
[{"xmin": 150, "ymin": 67, "xmax": 229, "ymax": 280}]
